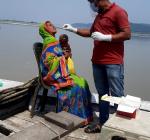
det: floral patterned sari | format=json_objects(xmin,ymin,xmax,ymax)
[{"xmin": 39, "ymin": 22, "xmax": 92, "ymax": 122}]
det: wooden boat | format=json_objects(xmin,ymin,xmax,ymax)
[{"xmin": 0, "ymin": 78, "xmax": 150, "ymax": 140}]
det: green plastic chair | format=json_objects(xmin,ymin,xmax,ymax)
[{"xmin": 30, "ymin": 42, "xmax": 57, "ymax": 117}]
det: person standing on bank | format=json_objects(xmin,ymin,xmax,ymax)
[{"xmin": 63, "ymin": 0, "xmax": 131, "ymax": 133}]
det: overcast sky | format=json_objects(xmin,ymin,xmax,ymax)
[{"xmin": 0, "ymin": 0, "xmax": 150, "ymax": 26}]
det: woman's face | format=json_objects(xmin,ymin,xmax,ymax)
[{"xmin": 45, "ymin": 21, "xmax": 57, "ymax": 35}]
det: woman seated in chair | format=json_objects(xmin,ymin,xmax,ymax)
[{"xmin": 39, "ymin": 21, "xmax": 92, "ymax": 124}]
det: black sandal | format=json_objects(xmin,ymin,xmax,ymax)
[{"xmin": 84, "ymin": 123, "xmax": 102, "ymax": 133}]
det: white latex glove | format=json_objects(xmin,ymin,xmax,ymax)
[
  {"xmin": 91, "ymin": 32, "xmax": 112, "ymax": 42},
  {"xmin": 62, "ymin": 24, "xmax": 77, "ymax": 33}
]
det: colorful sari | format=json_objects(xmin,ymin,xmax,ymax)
[{"xmin": 39, "ymin": 23, "xmax": 92, "ymax": 121}]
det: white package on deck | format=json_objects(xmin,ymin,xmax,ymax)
[
  {"xmin": 0, "ymin": 79, "xmax": 24, "ymax": 91},
  {"xmin": 101, "ymin": 94, "xmax": 142, "ymax": 117}
]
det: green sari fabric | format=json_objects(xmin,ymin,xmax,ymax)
[{"xmin": 39, "ymin": 23, "xmax": 57, "ymax": 47}]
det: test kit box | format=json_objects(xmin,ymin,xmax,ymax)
[
  {"xmin": 101, "ymin": 94, "xmax": 141, "ymax": 118},
  {"xmin": 116, "ymin": 95, "xmax": 141, "ymax": 118}
]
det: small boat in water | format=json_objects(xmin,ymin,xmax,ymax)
[{"xmin": 0, "ymin": 78, "xmax": 150, "ymax": 140}]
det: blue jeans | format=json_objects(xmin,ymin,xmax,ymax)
[{"xmin": 92, "ymin": 64, "xmax": 124, "ymax": 124}]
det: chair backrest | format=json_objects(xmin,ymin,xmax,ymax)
[{"xmin": 33, "ymin": 42, "xmax": 49, "ymax": 89}]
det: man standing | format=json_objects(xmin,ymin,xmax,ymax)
[{"xmin": 63, "ymin": 0, "xmax": 131, "ymax": 133}]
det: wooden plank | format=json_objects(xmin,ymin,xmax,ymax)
[
  {"xmin": 44, "ymin": 111, "xmax": 85, "ymax": 140},
  {"xmin": 37, "ymin": 117, "xmax": 67, "ymax": 136},
  {"xmin": 44, "ymin": 112, "xmax": 74, "ymax": 130},
  {"xmin": 2, "ymin": 123, "xmax": 58, "ymax": 140},
  {"xmin": 4, "ymin": 116, "xmax": 34, "ymax": 131},
  {"xmin": 57, "ymin": 111, "xmax": 84, "ymax": 127},
  {"xmin": 0, "ymin": 120, "xmax": 20, "ymax": 133}
]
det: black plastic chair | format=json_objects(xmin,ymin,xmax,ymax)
[{"xmin": 30, "ymin": 42, "xmax": 57, "ymax": 117}]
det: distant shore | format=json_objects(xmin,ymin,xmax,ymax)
[
  {"xmin": 132, "ymin": 33, "xmax": 150, "ymax": 38},
  {"xmin": 0, "ymin": 19, "xmax": 150, "ymax": 38}
]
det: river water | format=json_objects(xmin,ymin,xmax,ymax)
[{"xmin": 0, "ymin": 24, "xmax": 150, "ymax": 100}]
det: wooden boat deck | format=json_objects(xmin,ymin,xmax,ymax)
[
  {"xmin": 0, "ymin": 110, "xmax": 150, "ymax": 140},
  {"xmin": 1, "ymin": 79, "xmax": 150, "ymax": 140}
]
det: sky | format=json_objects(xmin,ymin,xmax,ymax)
[{"xmin": 0, "ymin": 0, "xmax": 150, "ymax": 26}]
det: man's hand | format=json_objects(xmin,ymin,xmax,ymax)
[
  {"xmin": 63, "ymin": 24, "xmax": 77, "ymax": 33},
  {"xmin": 91, "ymin": 32, "xmax": 112, "ymax": 42}
]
